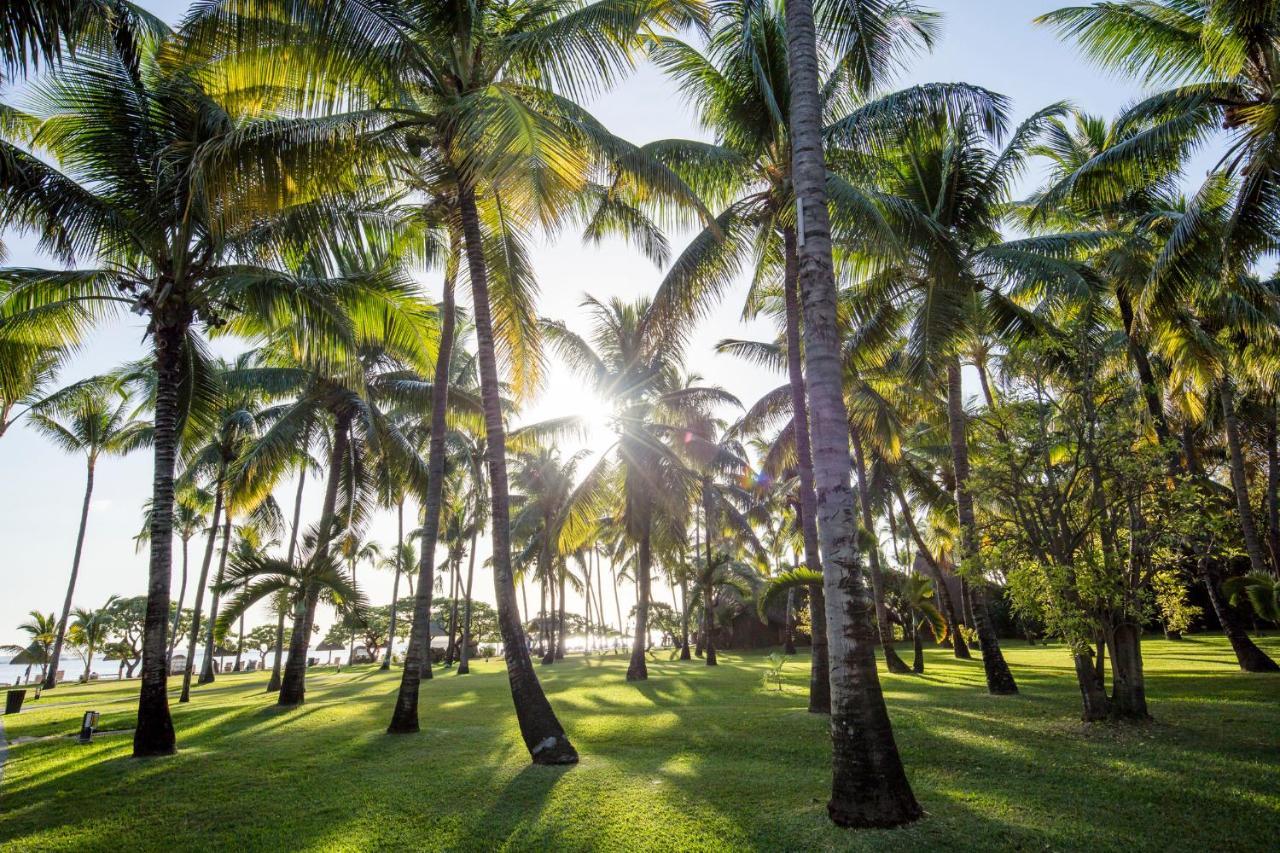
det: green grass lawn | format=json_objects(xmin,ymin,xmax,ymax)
[{"xmin": 2, "ymin": 636, "xmax": 1278, "ymax": 851}]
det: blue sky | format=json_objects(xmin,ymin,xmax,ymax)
[{"xmin": 0, "ymin": 1, "xmax": 1199, "ymax": 645}]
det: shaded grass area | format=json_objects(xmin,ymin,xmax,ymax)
[{"xmin": 2, "ymin": 636, "xmax": 1278, "ymax": 851}]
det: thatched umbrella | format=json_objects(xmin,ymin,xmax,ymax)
[{"xmin": 316, "ymin": 640, "xmax": 344, "ymax": 665}]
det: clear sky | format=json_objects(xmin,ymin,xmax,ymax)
[{"xmin": 0, "ymin": 1, "xmax": 1197, "ymax": 646}]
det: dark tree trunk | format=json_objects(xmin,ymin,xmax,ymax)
[
  {"xmin": 1107, "ymin": 621, "xmax": 1149, "ymax": 720},
  {"xmin": 679, "ymin": 573, "xmax": 692, "ymax": 660},
  {"xmin": 271, "ymin": 451, "xmax": 308, "ymax": 691},
  {"xmin": 851, "ymin": 433, "xmax": 910, "ymax": 673},
  {"xmin": 1203, "ymin": 569, "xmax": 1279, "ymax": 672},
  {"xmin": 382, "ymin": 499, "xmax": 404, "ymax": 671},
  {"xmin": 1116, "ymin": 293, "xmax": 1175, "ymax": 461},
  {"xmin": 911, "ymin": 619, "xmax": 924, "ymax": 674},
  {"xmin": 181, "ymin": 469, "xmax": 223, "ymax": 703},
  {"xmin": 1267, "ymin": 402, "xmax": 1280, "ymax": 575},
  {"xmin": 388, "ymin": 249, "xmax": 456, "ymax": 731},
  {"xmin": 44, "ymin": 459, "xmax": 95, "ymax": 690},
  {"xmin": 457, "ymin": 521, "xmax": 478, "ymax": 674},
  {"xmin": 611, "ymin": 564, "xmax": 624, "ymax": 654},
  {"xmin": 785, "ymin": 0, "xmax": 919, "ymax": 825},
  {"xmin": 947, "ymin": 359, "xmax": 1017, "ymax": 695},
  {"xmin": 556, "ymin": 561, "xmax": 567, "ymax": 660},
  {"xmin": 445, "ymin": 556, "xmax": 461, "ymax": 666},
  {"xmin": 892, "ymin": 480, "xmax": 970, "ymax": 658},
  {"xmin": 167, "ymin": 533, "xmax": 189, "ymax": 663},
  {"xmin": 784, "ymin": 587, "xmax": 797, "ymax": 655},
  {"xmin": 1073, "ymin": 651, "xmax": 1111, "ymax": 722},
  {"xmin": 783, "ymin": 226, "xmax": 830, "ymax": 713},
  {"xmin": 1222, "ymin": 380, "xmax": 1272, "ymax": 576},
  {"xmin": 452, "ymin": 185, "xmax": 576, "ymax": 762},
  {"xmin": 134, "ymin": 323, "xmax": 184, "ymax": 757},
  {"xmin": 280, "ymin": 410, "xmax": 350, "ymax": 706},
  {"xmin": 627, "ymin": 521, "xmax": 652, "ymax": 681},
  {"xmin": 200, "ymin": 511, "xmax": 232, "ymax": 685},
  {"xmin": 702, "ymin": 490, "xmax": 717, "ymax": 668}
]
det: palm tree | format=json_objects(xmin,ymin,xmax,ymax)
[
  {"xmin": 67, "ymin": 597, "xmax": 117, "ymax": 682},
  {"xmin": 1039, "ymin": 2, "xmax": 1280, "ymax": 288},
  {"xmin": 896, "ymin": 574, "xmax": 946, "ymax": 674},
  {"xmin": 546, "ymin": 297, "xmax": 736, "ymax": 681},
  {"xmin": 0, "ymin": 16, "xmax": 395, "ymax": 756},
  {"xmin": 1, "ymin": 611, "xmax": 57, "ymax": 685},
  {"xmin": 30, "ymin": 379, "xmax": 149, "ymax": 690},
  {"xmin": 0, "ymin": 339, "xmax": 62, "ymax": 442},
  {"xmin": 134, "ymin": 492, "xmax": 209, "ymax": 663},
  {"xmin": 190, "ymin": 0, "xmax": 711, "ymax": 764},
  {"xmin": 510, "ymin": 447, "xmax": 611, "ymax": 665},
  {"xmin": 213, "ymin": 548, "xmax": 368, "ymax": 672},
  {"xmin": 336, "ymin": 531, "xmax": 381, "ymax": 667},
  {"xmin": 779, "ymin": 0, "xmax": 921, "ymax": 828}
]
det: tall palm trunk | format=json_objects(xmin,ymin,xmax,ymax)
[
  {"xmin": 270, "ymin": 440, "xmax": 308, "ymax": 691},
  {"xmin": 595, "ymin": 550, "xmax": 607, "ymax": 645},
  {"xmin": 279, "ymin": 410, "xmax": 350, "ymax": 706},
  {"xmin": 167, "ymin": 533, "xmax": 190, "ymax": 663},
  {"xmin": 388, "ymin": 251, "xmax": 456, "ymax": 731},
  {"xmin": 457, "ymin": 521, "xmax": 478, "ymax": 674},
  {"xmin": 200, "ymin": 510, "xmax": 232, "ymax": 684},
  {"xmin": 133, "ymin": 324, "xmax": 184, "ymax": 757},
  {"xmin": 679, "ymin": 572, "xmax": 692, "ymax": 660},
  {"xmin": 891, "ymin": 480, "xmax": 969, "ymax": 658},
  {"xmin": 946, "ymin": 359, "xmax": 1017, "ymax": 695},
  {"xmin": 1266, "ymin": 402, "xmax": 1280, "ymax": 575},
  {"xmin": 382, "ymin": 499, "xmax": 405, "ymax": 671},
  {"xmin": 556, "ymin": 561, "xmax": 567, "ymax": 660},
  {"xmin": 44, "ymin": 458, "xmax": 96, "ymax": 690},
  {"xmin": 702, "ymin": 489, "xmax": 717, "ymax": 667},
  {"xmin": 445, "ymin": 555, "xmax": 462, "ymax": 665},
  {"xmin": 452, "ymin": 184, "xmax": 576, "ymax": 762},
  {"xmin": 851, "ymin": 434, "xmax": 910, "ymax": 673},
  {"xmin": 783, "ymin": 226, "xmax": 830, "ymax": 712},
  {"xmin": 181, "ymin": 467, "xmax": 224, "ymax": 703},
  {"xmin": 611, "ymin": 564, "xmax": 624, "ymax": 651},
  {"xmin": 785, "ymin": 0, "xmax": 919, "ymax": 825},
  {"xmin": 628, "ymin": 520, "xmax": 652, "ymax": 680},
  {"xmin": 784, "ymin": 587, "xmax": 797, "ymax": 654},
  {"xmin": 1221, "ymin": 379, "xmax": 1271, "ymax": 576}
]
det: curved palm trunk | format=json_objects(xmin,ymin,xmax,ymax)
[
  {"xmin": 611, "ymin": 564, "xmax": 624, "ymax": 652},
  {"xmin": 387, "ymin": 256, "xmax": 456, "ymax": 731},
  {"xmin": 628, "ymin": 521, "xmax": 652, "ymax": 680},
  {"xmin": 1221, "ymin": 380, "xmax": 1271, "ymax": 576},
  {"xmin": 783, "ymin": 226, "xmax": 830, "ymax": 713},
  {"xmin": 891, "ymin": 479, "xmax": 969, "ymax": 658},
  {"xmin": 785, "ymin": 0, "xmax": 919, "ymax": 825},
  {"xmin": 448, "ymin": 185, "xmax": 575, "ymax": 762},
  {"xmin": 1202, "ymin": 561, "xmax": 1279, "ymax": 672},
  {"xmin": 946, "ymin": 359, "xmax": 1017, "ymax": 695},
  {"xmin": 133, "ymin": 324, "xmax": 184, "ymax": 757},
  {"xmin": 458, "ymin": 522, "xmax": 479, "ymax": 674},
  {"xmin": 851, "ymin": 434, "xmax": 910, "ymax": 673},
  {"xmin": 200, "ymin": 511, "xmax": 232, "ymax": 684},
  {"xmin": 44, "ymin": 459, "xmax": 95, "ymax": 690},
  {"xmin": 382, "ymin": 500, "xmax": 405, "ymax": 671},
  {"xmin": 279, "ymin": 410, "xmax": 350, "ymax": 706}
]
